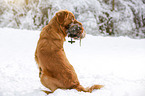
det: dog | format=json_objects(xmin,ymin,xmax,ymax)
[{"xmin": 35, "ymin": 10, "xmax": 103, "ymax": 94}]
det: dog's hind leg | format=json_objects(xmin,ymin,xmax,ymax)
[
  {"xmin": 40, "ymin": 73, "xmax": 64, "ymax": 94},
  {"xmin": 40, "ymin": 74, "xmax": 57, "ymax": 93}
]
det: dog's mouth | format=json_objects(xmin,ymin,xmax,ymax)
[{"xmin": 66, "ymin": 23, "xmax": 83, "ymax": 39}]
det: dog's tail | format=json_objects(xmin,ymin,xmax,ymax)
[{"xmin": 74, "ymin": 84, "xmax": 104, "ymax": 93}]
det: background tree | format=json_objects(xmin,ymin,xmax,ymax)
[{"xmin": 0, "ymin": 0, "xmax": 145, "ymax": 38}]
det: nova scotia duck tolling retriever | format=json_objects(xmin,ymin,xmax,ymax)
[{"xmin": 35, "ymin": 10, "xmax": 103, "ymax": 94}]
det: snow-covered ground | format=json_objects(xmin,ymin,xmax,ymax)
[{"xmin": 0, "ymin": 28, "xmax": 145, "ymax": 96}]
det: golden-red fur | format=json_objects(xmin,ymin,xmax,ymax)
[{"xmin": 35, "ymin": 10, "xmax": 103, "ymax": 94}]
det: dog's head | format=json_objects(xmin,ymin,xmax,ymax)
[
  {"xmin": 56, "ymin": 10, "xmax": 85, "ymax": 39},
  {"xmin": 56, "ymin": 10, "xmax": 75, "ymax": 27}
]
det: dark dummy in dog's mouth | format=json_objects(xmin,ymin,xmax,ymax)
[{"xmin": 66, "ymin": 22, "xmax": 85, "ymax": 40}]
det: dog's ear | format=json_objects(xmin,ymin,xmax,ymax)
[{"xmin": 56, "ymin": 11, "xmax": 69, "ymax": 24}]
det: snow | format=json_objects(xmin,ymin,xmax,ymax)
[{"xmin": 0, "ymin": 28, "xmax": 145, "ymax": 96}]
